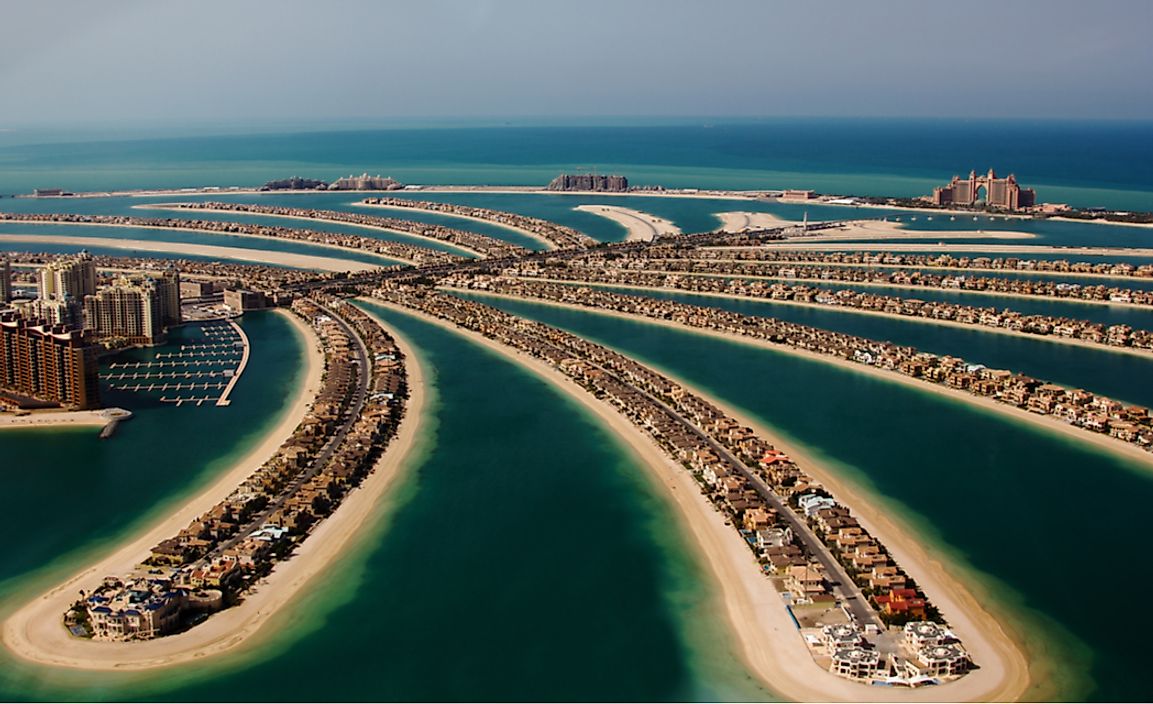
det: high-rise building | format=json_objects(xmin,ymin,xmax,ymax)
[
  {"xmin": 29, "ymin": 297, "xmax": 84, "ymax": 328},
  {"xmin": 930, "ymin": 169, "xmax": 1036, "ymax": 210},
  {"xmin": 39, "ymin": 250, "xmax": 98, "ymax": 302},
  {"xmin": 151, "ymin": 267, "xmax": 183, "ymax": 328},
  {"xmin": 0, "ymin": 257, "xmax": 11, "ymax": 304},
  {"xmin": 0, "ymin": 311, "xmax": 100, "ymax": 410},
  {"xmin": 82, "ymin": 269, "xmax": 181, "ymax": 346}
]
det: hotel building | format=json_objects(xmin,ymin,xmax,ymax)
[
  {"xmin": 931, "ymin": 169, "xmax": 1036, "ymax": 210},
  {"xmin": 84, "ymin": 270, "xmax": 181, "ymax": 346},
  {"xmin": 0, "ymin": 311, "xmax": 100, "ymax": 409}
]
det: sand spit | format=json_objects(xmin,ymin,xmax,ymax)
[
  {"xmin": 368, "ymin": 296, "xmax": 1033, "ymax": 702},
  {"xmin": 574, "ymin": 205, "xmax": 682, "ymax": 241},
  {"xmin": 1, "ymin": 311, "xmax": 424, "ymax": 671},
  {"xmin": 0, "ymin": 234, "xmax": 374, "ymax": 272}
]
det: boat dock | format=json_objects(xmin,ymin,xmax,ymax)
[{"xmin": 99, "ymin": 320, "xmax": 250, "ymax": 408}]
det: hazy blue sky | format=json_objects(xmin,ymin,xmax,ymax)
[{"xmin": 2, "ymin": 0, "xmax": 1151, "ymax": 126}]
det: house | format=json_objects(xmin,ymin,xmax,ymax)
[
  {"xmin": 743, "ymin": 506, "xmax": 774, "ymax": 532},
  {"xmin": 821, "ymin": 623, "xmax": 861, "ymax": 654},
  {"xmin": 830, "ymin": 646, "xmax": 882, "ymax": 681},
  {"xmin": 873, "ymin": 588, "xmax": 926, "ymax": 619},
  {"xmin": 786, "ymin": 564, "xmax": 828, "ymax": 602},
  {"xmin": 904, "ymin": 621, "xmax": 947, "ymax": 650},
  {"xmin": 904, "ymin": 644, "xmax": 970, "ymax": 679}
]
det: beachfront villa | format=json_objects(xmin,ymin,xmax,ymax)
[
  {"xmin": 830, "ymin": 645, "xmax": 882, "ymax": 681},
  {"xmin": 82, "ymin": 577, "xmax": 186, "ymax": 641}
]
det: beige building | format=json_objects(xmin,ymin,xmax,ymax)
[
  {"xmin": 38, "ymin": 250, "xmax": 98, "ymax": 302},
  {"xmin": 84, "ymin": 270, "xmax": 180, "ymax": 346}
]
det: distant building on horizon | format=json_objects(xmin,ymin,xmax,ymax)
[
  {"xmin": 546, "ymin": 173, "xmax": 629, "ymax": 192},
  {"xmin": 327, "ymin": 173, "xmax": 403, "ymax": 191},
  {"xmin": 259, "ymin": 176, "xmax": 329, "ymax": 191},
  {"xmin": 0, "ymin": 310, "xmax": 100, "ymax": 410},
  {"xmin": 930, "ymin": 169, "xmax": 1035, "ymax": 210}
]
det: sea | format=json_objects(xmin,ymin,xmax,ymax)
[{"xmin": 0, "ymin": 118, "xmax": 1152, "ymax": 701}]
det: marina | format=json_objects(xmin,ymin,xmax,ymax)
[{"xmin": 99, "ymin": 320, "xmax": 249, "ymax": 408}]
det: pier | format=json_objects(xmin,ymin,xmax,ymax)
[{"xmin": 99, "ymin": 320, "xmax": 250, "ymax": 408}]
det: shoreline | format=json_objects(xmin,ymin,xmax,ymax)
[
  {"xmin": 574, "ymin": 204, "xmax": 681, "ymax": 241},
  {"xmin": 513, "ymin": 277, "xmax": 1153, "ymax": 364},
  {"xmin": 629, "ymin": 266, "xmax": 1153, "ymax": 312},
  {"xmin": 356, "ymin": 200, "xmax": 557, "ymax": 251},
  {"xmin": 19, "ymin": 184, "xmax": 1149, "ymax": 230},
  {"xmin": 132, "ymin": 204, "xmax": 482, "ymax": 259},
  {"xmin": 453, "ymin": 288, "xmax": 1153, "ymax": 475},
  {"xmin": 0, "ymin": 218, "xmax": 398, "ymax": 266},
  {"xmin": 723, "ymin": 242, "xmax": 1153, "ymax": 257},
  {"xmin": 364, "ymin": 297, "xmax": 1034, "ymax": 702},
  {"xmin": 0, "ymin": 408, "xmax": 128, "ymax": 431},
  {"xmin": 715, "ymin": 212, "xmax": 1036, "ymax": 242},
  {"xmin": 0, "ymin": 234, "xmax": 375, "ymax": 272},
  {"xmin": 0, "ymin": 310, "xmax": 423, "ymax": 671}
]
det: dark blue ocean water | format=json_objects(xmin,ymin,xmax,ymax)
[{"xmin": 1, "ymin": 119, "xmax": 1152, "ymax": 209}]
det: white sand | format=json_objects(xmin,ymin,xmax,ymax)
[
  {"xmin": 631, "ymin": 265, "xmax": 1153, "ymax": 311},
  {"xmin": 519, "ymin": 277, "xmax": 1153, "ymax": 361},
  {"xmin": 713, "ymin": 242, "xmax": 1153, "ymax": 257},
  {"xmin": 0, "ymin": 409, "xmax": 119, "ymax": 431},
  {"xmin": 134, "ymin": 204, "xmax": 481, "ymax": 259},
  {"xmin": 1, "ymin": 311, "xmax": 425, "ymax": 671},
  {"xmin": 574, "ymin": 205, "xmax": 682, "ymax": 241},
  {"xmin": 356, "ymin": 201, "xmax": 557, "ymax": 251},
  {"xmin": 0, "ymin": 234, "xmax": 375, "ymax": 272},
  {"xmin": 371, "ymin": 295, "xmax": 1033, "ymax": 702}
]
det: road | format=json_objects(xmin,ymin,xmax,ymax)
[
  {"xmin": 197, "ymin": 303, "xmax": 371, "ymax": 565},
  {"xmin": 602, "ymin": 365, "xmax": 883, "ymax": 629}
]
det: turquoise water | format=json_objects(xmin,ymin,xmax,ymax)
[
  {"xmin": 1, "ymin": 119, "xmax": 1151, "ymax": 210},
  {"xmin": 0, "ymin": 305, "xmax": 772, "ymax": 702},
  {"xmin": 0, "ymin": 222, "xmax": 395, "ymax": 267},
  {"xmin": 0, "ymin": 312, "xmax": 309, "ymax": 699},
  {"xmin": 468, "ymin": 292, "xmax": 1153, "ymax": 702},
  {"xmin": 591, "ymin": 285, "xmax": 1153, "ymax": 410},
  {"xmin": 1, "ymin": 119, "xmax": 1152, "ymax": 701}
]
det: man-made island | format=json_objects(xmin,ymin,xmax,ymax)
[{"xmin": 12, "ymin": 174, "xmax": 1141, "ymax": 698}]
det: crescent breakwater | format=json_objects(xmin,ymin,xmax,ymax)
[
  {"xmin": 440, "ymin": 275, "xmax": 1153, "ymax": 465},
  {"xmin": 367, "ymin": 285, "xmax": 1027, "ymax": 700}
]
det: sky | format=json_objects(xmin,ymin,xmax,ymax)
[{"xmin": 1, "ymin": 0, "xmax": 1151, "ymax": 126}]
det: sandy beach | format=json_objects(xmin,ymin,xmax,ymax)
[
  {"xmin": 133, "ymin": 204, "xmax": 483, "ymax": 259},
  {"xmin": 3, "ymin": 218, "xmax": 402, "ymax": 265},
  {"xmin": 453, "ymin": 287, "xmax": 1153, "ymax": 472},
  {"xmin": 514, "ymin": 277, "xmax": 1153, "ymax": 363},
  {"xmin": 719, "ymin": 242, "xmax": 1153, "ymax": 257},
  {"xmin": 0, "ymin": 234, "xmax": 375, "ymax": 272},
  {"xmin": 628, "ymin": 266, "xmax": 1153, "ymax": 311},
  {"xmin": 574, "ymin": 204, "xmax": 682, "ymax": 241},
  {"xmin": 1, "ymin": 310, "xmax": 425, "ymax": 671},
  {"xmin": 715, "ymin": 212, "xmax": 1034, "ymax": 241},
  {"xmin": 355, "ymin": 200, "xmax": 557, "ymax": 251},
  {"xmin": 796, "ymin": 219, "xmax": 1035, "ymax": 242},
  {"xmin": 367, "ymin": 296, "xmax": 1034, "ymax": 702},
  {"xmin": 682, "ymin": 255, "xmax": 1153, "ymax": 284},
  {"xmin": 0, "ymin": 408, "xmax": 129, "ymax": 431}
]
